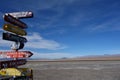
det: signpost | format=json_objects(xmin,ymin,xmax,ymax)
[
  {"xmin": 1, "ymin": 11, "xmax": 34, "ymax": 80},
  {"xmin": 5, "ymin": 11, "xmax": 33, "ymax": 18},
  {"xmin": 0, "ymin": 59, "xmax": 27, "ymax": 69},
  {"xmin": 0, "ymin": 51, "xmax": 33, "ymax": 58},
  {"xmin": 3, "ymin": 24, "xmax": 27, "ymax": 36},
  {"xmin": 4, "ymin": 14, "xmax": 27, "ymax": 29},
  {"xmin": 3, "ymin": 32, "xmax": 27, "ymax": 43}
]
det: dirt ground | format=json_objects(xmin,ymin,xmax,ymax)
[{"xmin": 21, "ymin": 60, "xmax": 120, "ymax": 80}]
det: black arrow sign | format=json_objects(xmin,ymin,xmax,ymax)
[
  {"xmin": 18, "ymin": 42, "xmax": 24, "ymax": 50},
  {"xmin": 0, "ymin": 59, "xmax": 27, "ymax": 68},
  {"xmin": 3, "ymin": 32, "xmax": 27, "ymax": 43},
  {"xmin": 4, "ymin": 14, "xmax": 27, "ymax": 29}
]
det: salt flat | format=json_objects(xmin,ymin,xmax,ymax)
[{"xmin": 21, "ymin": 60, "xmax": 120, "ymax": 80}]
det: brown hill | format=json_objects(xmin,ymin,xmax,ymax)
[{"xmin": 70, "ymin": 54, "xmax": 120, "ymax": 61}]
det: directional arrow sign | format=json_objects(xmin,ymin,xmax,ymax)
[
  {"xmin": 3, "ymin": 24, "xmax": 27, "ymax": 36},
  {"xmin": 3, "ymin": 32, "xmax": 27, "ymax": 43},
  {"xmin": 0, "ymin": 59, "xmax": 27, "ymax": 69},
  {"xmin": 5, "ymin": 11, "xmax": 33, "ymax": 18},
  {"xmin": 0, "ymin": 68, "xmax": 33, "ymax": 78},
  {"xmin": 4, "ymin": 14, "xmax": 27, "ymax": 29},
  {"xmin": 0, "ymin": 51, "xmax": 33, "ymax": 58},
  {"xmin": 14, "ymin": 76, "xmax": 30, "ymax": 80}
]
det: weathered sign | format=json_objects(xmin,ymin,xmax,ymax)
[
  {"xmin": 4, "ymin": 14, "xmax": 27, "ymax": 29},
  {"xmin": 0, "ymin": 59, "xmax": 27, "ymax": 68},
  {"xmin": 5, "ymin": 11, "xmax": 33, "ymax": 18},
  {"xmin": 0, "ymin": 51, "xmax": 33, "ymax": 58},
  {"xmin": 3, "ymin": 24, "xmax": 27, "ymax": 36},
  {"xmin": 3, "ymin": 32, "xmax": 27, "ymax": 43}
]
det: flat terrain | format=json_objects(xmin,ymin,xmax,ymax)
[{"xmin": 21, "ymin": 60, "xmax": 120, "ymax": 80}]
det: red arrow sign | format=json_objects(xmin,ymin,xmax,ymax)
[
  {"xmin": 4, "ymin": 14, "xmax": 27, "ymax": 29},
  {"xmin": 0, "ymin": 51, "xmax": 33, "ymax": 58},
  {"xmin": 0, "ymin": 59, "xmax": 27, "ymax": 68}
]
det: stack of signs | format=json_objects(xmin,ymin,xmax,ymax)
[{"xmin": 0, "ymin": 11, "xmax": 33, "ymax": 80}]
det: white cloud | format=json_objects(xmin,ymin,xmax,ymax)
[
  {"xmin": 0, "ymin": 28, "xmax": 3, "ymax": 32},
  {"xmin": 26, "ymin": 32, "xmax": 66, "ymax": 50},
  {"xmin": 25, "ymin": 0, "xmax": 105, "ymax": 32},
  {"xmin": 0, "ymin": 32, "xmax": 66, "ymax": 50},
  {"xmin": 0, "ymin": 36, "xmax": 13, "ymax": 48},
  {"xmin": 87, "ymin": 17, "xmax": 120, "ymax": 32},
  {"xmin": 28, "ymin": 0, "xmax": 75, "ymax": 10},
  {"xmin": 9, "ymin": 0, "xmax": 75, "ymax": 13},
  {"xmin": 31, "ymin": 51, "xmax": 76, "ymax": 59}
]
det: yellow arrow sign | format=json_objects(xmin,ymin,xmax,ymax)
[
  {"xmin": 0, "ymin": 68, "xmax": 33, "ymax": 77},
  {"xmin": 3, "ymin": 24, "xmax": 27, "ymax": 36}
]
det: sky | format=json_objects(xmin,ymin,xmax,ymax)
[{"xmin": 0, "ymin": 0, "xmax": 120, "ymax": 59}]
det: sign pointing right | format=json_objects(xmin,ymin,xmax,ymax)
[{"xmin": 0, "ymin": 51, "xmax": 33, "ymax": 58}]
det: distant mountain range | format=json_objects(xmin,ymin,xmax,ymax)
[
  {"xmin": 67, "ymin": 54, "xmax": 120, "ymax": 61},
  {"xmin": 28, "ymin": 54, "xmax": 120, "ymax": 61}
]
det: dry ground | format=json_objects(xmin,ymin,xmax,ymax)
[{"xmin": 21, "ymin": 60, "xmax": 120, "ymax": 80}]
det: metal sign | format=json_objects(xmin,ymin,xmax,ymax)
[
  {"xmin": 18, "ymin": 42, "xmax": 24, "ymax": 50},
  {"xmin": 0, "ymin": 68, "xmax": 33, "ymax": 78},
  {"xmin": 0, "ymin": 76, "xmax": 13, "ymax": 80},
  {"xmin": 3, "ymin": 24, "xmax": 27, "ymax": 36},
  {"xmin": 0, "ymin": 68, "xmax": 21, "ymax": 76},
  {"xmin": 0, "ymin": 59, "xmax": 27, "ymax": 68},
  {"xmin": 5, "ymin": 11, "xmax": 33, "ymax": 18},
  {"xmin": 3, "ymin": 32, "xmax": 27, "ymax": 43},
  {"xmin": 0, "ymin": 51, "xmax": 33, "ymax": 58},
  {"xmin": 14, "ymin": 76, "xmax": 30, "ymax": 80},
  {"xmin": 4, "ymin": 14, "xmax": 27, "ymax": 29},
  {"xmin": 11, "ymin": 42, "xmax": 24, "ymax": 50}
]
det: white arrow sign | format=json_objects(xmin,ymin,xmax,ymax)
[{"xmin": 5, "ymin": 11, "xmax": 33, "ymax": 18}]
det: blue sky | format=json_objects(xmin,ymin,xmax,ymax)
[{"xmin": 0, "ymin": 0, "xmax": 120, "ymax": 59}]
